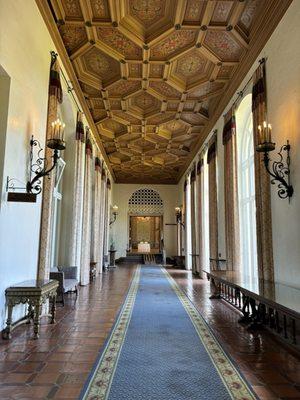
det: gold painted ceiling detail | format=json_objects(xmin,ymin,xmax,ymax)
[{"xmin": 49, "ymin": 0, "xmax": 265, "ymax": 183}]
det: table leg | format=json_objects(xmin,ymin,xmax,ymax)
[
  {"xmin": 33, "ymin": 303, "xmax": 42, "ymax": 339},
  {"xmin": 27, "ymin": 303, "xmax": 34, "ymax": 324},
  {"xmin": 3, "ymin": 304, "xmax": 13, "ymax": 339},
  {"xmin": 51, "ymin": 296, "xmax": 56, "ymax": 324}
]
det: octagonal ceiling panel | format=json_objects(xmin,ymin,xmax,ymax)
[
  {"xmin": 129, "ymin": 0, "xmax": 167, "ymax": 27},
  {"xmin": 129, "ymin": 92, "xmax": 161, "ymax": 117},
  {"xmin": 81, "ymin": 47, "xmax": 121, "ymax": 85},
  {"xmin": 48, "ymin": 0, "xmax": 284, "ymax": 183},
  {"xmin": 113, "ymin": 111, "xmax": 141, "ymax": 125},
  {"xmin": 203, "ymin": 31, "xmax": 244, "ymax": 62},
  {"xmin": 92, "ymin": 109, "xmax": 107, "ymax": 123},
  {"xmin": 107, "ymin": 80, "xmax": 141, "ymax": 97},
  {"xmin": 147, "ymin": 113, "xmax": 176, "ymax": 126},
  {"xmin": 95, "ymin": 27, "xmax": 142, "ymax": 59},
  {"xmin": 170, "ymin": 49, "xmax": 214, "ymax": 89},
  {"xmin": 101, "ymin": 119, "xmax": 127, "ymax": 135},
  {"xmin": 120, "ymin": 0, "xmax": 175, "ymax": 42},
  {"xmin": 180, "ymin": 113, "xmax": 206, "ymax": 125},
  {"xmin": 149, "ymin": 81, "xmax": 181, "ymax": 99},
  {"xmin": 160, "ymin": 119, "xmax": 188, "ymax": 134},
  {"xmin": 59, "ymin": 25, "xmax": 88, "ymax": 55},
  {"xmin": 187, "ymin": 81, "xmax": 225, "ymax": 100},
  {"xmin": 80, "ymin": 82, "xmax": 101, "ymax": 97},
  {"xmin": 150, "ymin": 30, "xmax": 197, "ymax": 61}
]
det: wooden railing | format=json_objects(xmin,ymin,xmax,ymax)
[{"xmin": 204, "ymin": 270, "xmax": 300, "ymax": 351}]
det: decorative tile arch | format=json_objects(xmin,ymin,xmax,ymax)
[{"xmin": 128, "ymin": 188, "xmax": 163, "ymax": 215}]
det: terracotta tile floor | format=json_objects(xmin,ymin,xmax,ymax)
[{"xmin": 0, "ymin": 265, "xmax": 299, "ymax": 399}]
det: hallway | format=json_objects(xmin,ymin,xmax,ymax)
[
  {"xmin": 0, "ymin": 265, "xmax": 299, "ymax": 399},
  {"xmin": 1, "ymin": 1, "xmax": 300, "ymax": 399}
]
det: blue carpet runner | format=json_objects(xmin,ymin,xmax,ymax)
[{"xmin": 80, "ymin": 266, "xmax": 256, "ymax": 400}]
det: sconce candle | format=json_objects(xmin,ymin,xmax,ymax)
[
  {"xmin": 48, "ymin": 118, "xmax": 66, "ymax": 151},
  {"xmin": 51, "ymin": 119, "xmax": 65, "ymax": 141},
  {"xmin": 257, "ymin": 120, "xmax": 275, "ymax": 152}
]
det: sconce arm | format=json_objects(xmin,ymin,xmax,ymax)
[
  {"xmin": 26, "ymin": 149, "xmax": 59, "ymax": 194},
  {"xmin": 109, "ymin": 212, "xmax": 117, "ymax": 226},
  {"xmin": 262, "ymin": 142, "xmax": 293, "ymax": 200}
]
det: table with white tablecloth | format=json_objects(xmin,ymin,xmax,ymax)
[{"xmin": 137, "ymin": 242, "xmax": 151, "ymax": 253}]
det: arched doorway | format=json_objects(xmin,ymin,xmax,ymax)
[{"xmin": 128, "ymin": 188, "xmax": 164, "ymax": 254}]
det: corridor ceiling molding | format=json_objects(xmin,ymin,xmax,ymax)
[{"xmin": 38, "ymin": 0, "xmax": 292, "ymax": 184}]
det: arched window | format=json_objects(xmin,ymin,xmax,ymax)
[
  {"xmin": 236, "ymin": 94, "xmax": 258, "ymax": 280},
  {"xmin": 128, "ymin": 188, "xmax": 163, "ymax": 215}
]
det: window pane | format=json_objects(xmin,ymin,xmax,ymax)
[{"xmin": 236, "ymin": 94, "xmax": 258, "ymax": 280}]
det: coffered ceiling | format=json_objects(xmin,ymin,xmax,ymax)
[{"xmin": 40, "ymin": 0, "xmax": 291, "ymax": 183}]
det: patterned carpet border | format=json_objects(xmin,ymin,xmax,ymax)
[
  {"xmin": 80, "ymin": 266, "xmax": 141, "ymax": 400},
  {"xmin": 162, "ymin": 268, "xmax": 257, "ymax": 400}
]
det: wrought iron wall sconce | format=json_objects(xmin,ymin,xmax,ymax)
[
  {"xmin": 109, "ymin": 205, "xmax": 119, "ymax": 225},
  {"xmin": 6, "ymin": 119, "xmax": 66, "ymax": 202},
  {"xmin": 175, "ymin": 207, "xmax": 185, "ymax": 228},
  {"xmin": 256, "ymin": 121, "xmax": 293, "ymax": 200}
]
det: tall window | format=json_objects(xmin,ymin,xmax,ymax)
[
  {"xmin": 202, "ymin": 150, "xmax": 210, "ymax": 270},
  {"xmin": 185, "ymin": 175, "xmax": 192, "ymax": 270},
  {"xmin": 236, "ymin": 94, "xmax": 258, "ymax": 280}
]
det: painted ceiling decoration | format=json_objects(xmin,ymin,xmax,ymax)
[{"xmin": 41, "ymin": 0, "xmax": 290, "ymax": 183}]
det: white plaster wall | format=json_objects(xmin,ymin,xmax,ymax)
[
  {"xmin": 178, "ymin": 1, "xmax": 300, "ymax": 286},
  {"xmin": 0, "ymin": 0, "xmax": 57, "ymax": 328},
  {"xmin": 111, "ymin": 184, "xmax": 178, "ymax": 259},
  {"xmin": 263, "ymin": 0, "xmax": 300, "ymax": 285}
]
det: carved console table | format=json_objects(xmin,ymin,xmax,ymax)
[
  {"xmin": 2, "ymin": 279, "xmax": 58, "ymax": 340},
  {"xmin": 204, "ymin": 270, "xmax": 300, "ymax": 350}
]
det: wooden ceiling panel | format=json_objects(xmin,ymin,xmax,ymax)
[
  {"xmin": 150, "ymin": 30, "xmax": 198, "ymax": 61},
  {"xmin": 211, "ymin": 1, "xmax": 235, "ymax": 25},
  {"xmin": 203, "ymin": 31, "xmax": 245, "ymax": 62},
  {"xmin": 182, "ymin": 0, "xmax": 206, "ymax": 25},
  {"xmin": 107, "ymin": 80, "xmax": 141, "ymax": 97},
  {"xmin": 58, "ymin": 25, "xmax": 88, "ymax": 54},
  {"xmin": 89, "ymin": 0, "xmax": 111, "ymax": 22},
  {"xmin": 238, "ymin": 0, "xmax": 261, "ymax": 34},
  {"xmin": 95, "ymin": 27, "xmax": 142, "ymax": 59},
  {"xmin": 60, "ymin": 0, "xmax": 83, "ymax": 21},
  {"xmin": 41, "ymin": 0, "xmax": 292, "ymax": 183},
  {"xmin": 149, "ymin": 81, "xmax": 182, "ymax": 99}
]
